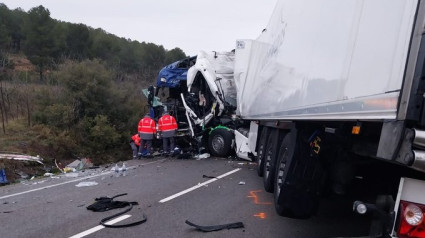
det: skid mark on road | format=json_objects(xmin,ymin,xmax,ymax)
[
  {"xmin": 0, "ymin": 159, "xmax": 166, "ymax": 200},
  {"xmin": 159, "ymin": 168, "xmax": 241, "ymax": 203}
]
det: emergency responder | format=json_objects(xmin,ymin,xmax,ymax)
[
  {"xmin": 138, "ymin": 113, "xmax": 156, "ymax": 158},
  {"xmin": 129, "ymin": 134, "xmax": 141, "ymax": 159},
  {"xmin": 158, "ymin": 110, "xmax": 178, "ymax": 156}
]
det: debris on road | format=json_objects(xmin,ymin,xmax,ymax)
[
  {"xmin": 66, "ymin": 160, "xmax": 81, "ymax": 169},
  {"xmin": 55, "ymin": 159, "xmax": 64, "ymax": 173},
  {"xmin": 0, "ymin": 168, "xmax": 9, "ymax": 184},
  {"xmin": 65, "ymin": 158, "xmax": 94, "ymax": 172},
  {"xmin": 63, "ymin": 167, "xmax": 76, "ymax": 173},
  {"xmin": 75, "ymin": 181, "xmax": 98, "ymax": 187},
  {"xmin": 194, "ymin": 153, "xmax": 210, "ymax": 160},
  {"xmin": 0, "ymin": 153, "xmax": 43, "ymax": 164},
  {"xmin": 1, "ymin": 156, "xmax": 46, "ymax": 184},
  {"xmin": 185, "ymin": 220, "xmax": 244, "ymax": 232},
  {"xmin": 238, "ymin": 181, "xmax": 246, "ymax": 185},
  {"xmin": 87, "ymin": 193, "xmax": 147, "ymax": 228},
  {"xmin": 112, "ymin": 162, "xmax": 127, "ymax": 177},
  {"xmin": 202, "ymin": 175, "xmax": 217, "ymax": 179}
]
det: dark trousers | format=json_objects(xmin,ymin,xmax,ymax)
[
  {"xmin": 162, "ymin": 136, "xmax": 175, "ymax": 153},
  {"xmin": 139, "ymin": 139, "xmax": 152, "ymax": 155},
  {"xmin": 130, "ymin": 142, "xmax": 139, "ymax": 158}
]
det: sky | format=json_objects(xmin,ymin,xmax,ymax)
[{"xmin": 0, "ymin": 0, "xmax": 277, "ymax": 56}]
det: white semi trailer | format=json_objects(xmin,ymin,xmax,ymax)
[{"xmin": 185, "ymin": 0, "xmax": 425, "ymax": 237}]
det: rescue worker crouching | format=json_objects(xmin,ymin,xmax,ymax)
[
  {"xmin": 130, "ymin": 133, "xmax": 141, "ymax": 159},
  {"xmin": 158, "ymin": 110, "xmax": 178, "ymax": 156},
  {"xmin": 138, "ymin": 113, "xmax": 156, "ymax": 158}
]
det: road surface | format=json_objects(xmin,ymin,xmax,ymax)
[{"xmin": 0, "ymin": 156, "xmax": 370, "ymax": 238}]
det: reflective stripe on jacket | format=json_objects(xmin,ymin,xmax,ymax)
[
  {"xmin": 131, "ymin": 134, "xmax": 141, "ymax": 146},
  {"xmin": 138, "ymin": 117, "xmax": 156, "ymax": 134},
  {"xmin": 158, "ymin": 115, "xmax": 177, "ymax": 132}
]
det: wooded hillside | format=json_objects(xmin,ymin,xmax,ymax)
[{"xmin": 0, "ymin": 4, "xmax": 187, "ymax": 165}]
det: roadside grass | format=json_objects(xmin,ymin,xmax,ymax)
[{"xmin": 0, "ymin": 118, "xmax": 31, "ymax": 152}]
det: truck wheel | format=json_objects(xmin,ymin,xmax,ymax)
[
  {"xmin": 274, "ymin": 128, "xmax": 325, "ymax": 219},
  {"xmin": 274, "ymin": 131, "xmax": 296, "ymax": 216},
  {"xmin": 208, "ymin": 128, "xmax": 233, "ymax": 157},
  {"xmin": 256, "ymin": 127, "xmax": 269, "ymax": 177},
  {"xmin": 263, "ymin": 129, "xmax": 280, "ymax": 192}
]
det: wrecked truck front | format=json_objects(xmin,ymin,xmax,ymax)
[
  {"xmin": 184, "ymin": 51, "xmax": 238, "ymax": 127},
  {"xmin": 149, "ymin": 51, "xmax": 250, "ymax": 158},
  {"xmin": 180, "ymin": 51, "xmax": 255, "ymax": 159}
]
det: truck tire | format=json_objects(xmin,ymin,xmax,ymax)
[
  {"xmin": 208, "ymin": 128, "xmax": 233, "ymax": 157},
  {"xmin": 273, "ymin": 128, "xmax": 325, "ymax": 219},
  {"xmin": 256, "ymin": 127, "xmax": 269, "ymax": 177},
  {"xmin": 263, "ymin": 129, "xmax": 280, "ymax": 192}
]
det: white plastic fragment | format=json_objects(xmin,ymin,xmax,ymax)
[
  {"xmin": 75, "ymin": 181, "xmax": 98, "ymax": 187},
  {"xmin": 0, "ymin": 153, "xmax": 43, "ymax": 164},
  {"xmin": 194, "ymin": 153, "xmax": 210, "ymax": 160}
]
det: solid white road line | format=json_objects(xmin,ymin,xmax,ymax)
[
  {"xmin": 159, "ymin": 168, "xmax": 241, "ymax": 203},
  {"xmin": 69, "ymin": 214, "xmax": 131, "ymax": 238},
  {"xmin": 0, "ymin": 159, "xmax": 166, "ymax": 200}
]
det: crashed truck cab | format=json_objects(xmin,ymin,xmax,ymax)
[
  {"xmin": 147, "ymin": 51, "xmax": 249, "ymax": 158},
  {"xmin": 182, "ymin": 51, "xmax": 251, "ymax": 158}
]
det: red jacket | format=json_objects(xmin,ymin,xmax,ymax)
[
  {"xmin": 138, "ymin": 117, "xmax": 156, "ymax": 134},
  {"xmin": 131, "ymin": 134, "xmax": 141, "ymax": 146},
  {"xmin": 158, "ymin": 114, "xmax": 178, "ymax": 132}
]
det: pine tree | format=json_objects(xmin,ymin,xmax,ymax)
[{"xmin": 23, "ymin": 6, "xmax": 56, "ymax": 81}]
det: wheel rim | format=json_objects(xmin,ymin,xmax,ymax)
[
  {"xmin": 212, "ymin": 135, "xmax": 225, "ymax": 153},
  {"xmin": 276, "ymin": 148, "xmax": 287, "ymax": 197},
  {"xmin": 265, "ymin": 145, "xmax": 273, "ymax": 178}
]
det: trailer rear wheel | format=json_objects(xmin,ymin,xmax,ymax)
[
  {"xmin": 208, "ymin": 128, "xmax": 233, "ymax": 157},
  {"xmin": 274, "ymin": 128, "xmax": 325, "ymax": 219},
  {"xmin": 256, "ymin": 127, "xmax": 269, "ymax": 177},
  {"xmin": 263, "ymin": 129, "xmax": 280, "ymax": 192}
]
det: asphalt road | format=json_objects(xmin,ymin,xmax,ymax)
[{"xmin": 0, "ymin": 156, "xmax": 370, "ymax": 238}]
